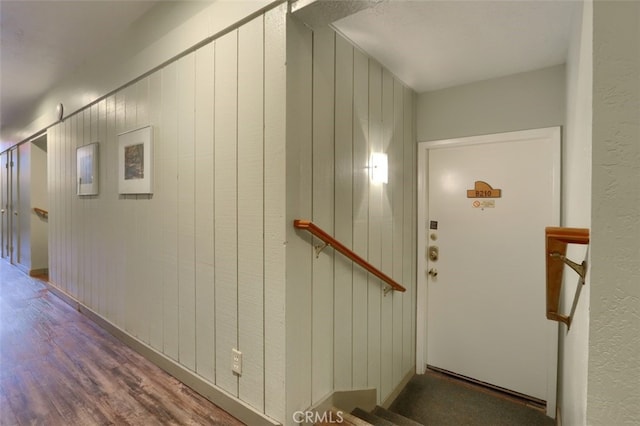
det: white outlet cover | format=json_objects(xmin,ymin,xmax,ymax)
[{"xmin": 232, "ymin": 348, "xmax": 242, "ymax": 375}]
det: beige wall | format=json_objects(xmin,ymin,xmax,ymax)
[
  {"xmin": 589, "ymin": 1, "xmax": 640, "ymax": 424},
  {"xmin": 286, "ymin": 18, "xmax": 417, "ymax": 420},
  {"xmin": 417, "ymin": 65, "xmax": 565, "ymax": 142}
]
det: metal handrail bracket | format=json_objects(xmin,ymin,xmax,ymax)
[{"xmin": 545, "ymin": 226, "xmax": 590, "ymax": 328}]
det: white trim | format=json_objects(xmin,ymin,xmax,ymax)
[
  {"xmin": 415, "ymin": 144, "xmax": 428, "ymax": 375},
  {"xmin": 416, "ymin": 126, "xmax": 561, "ymax": 417}
]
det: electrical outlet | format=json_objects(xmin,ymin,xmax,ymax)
[{"xmin": 232, "ymin": 348, "xmax": 242, "ymax": 375}]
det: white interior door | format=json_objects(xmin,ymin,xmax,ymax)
[{"xmin": 421, "ymin": 127, "xmax": 560, "ymax": 416}]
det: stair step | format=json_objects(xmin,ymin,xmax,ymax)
[
  {"xmin": 315, "ymin": 408, "xmax": 371, "ymax": 426},
  {"xmin": 372, "ymin": 406, "xmax": 424, "ymax": 426},
  {"xmin": 351, "ymin": 407, "xmax": 396, "ymax": 426}
]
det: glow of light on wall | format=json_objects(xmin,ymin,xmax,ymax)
[{"xmin": 370, "ymin": 152, "xmax": 388, "ymax": 184}]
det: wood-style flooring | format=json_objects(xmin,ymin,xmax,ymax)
[{"xmin": 0, "ymin": 261, "xmax": 243, "ymax": 426}]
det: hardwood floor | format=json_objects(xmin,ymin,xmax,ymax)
[{"xmin": 0, "ymin": 261, "xmax": 244, "ymax": 426}]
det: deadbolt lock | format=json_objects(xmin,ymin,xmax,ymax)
[{"xmin": 428, "ymin": 246, "xmax": 439, "ymax": 262}]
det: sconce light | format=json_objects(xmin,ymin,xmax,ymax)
[{"xmin": 370, "ymin": 152, "xmax": 388, "ymax": 184}]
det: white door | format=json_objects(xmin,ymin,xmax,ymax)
[{"xmin": 420, "ymin": 127, "xmax": 560, "ymax": 416}]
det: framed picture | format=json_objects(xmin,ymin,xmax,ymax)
[
  {"xmin": 77, "ymin": 143, "xmax": 99, "ymax": 196},
  {"xmin": 118, "ymin": 126, "xmax": 153, "ymax": 194}
]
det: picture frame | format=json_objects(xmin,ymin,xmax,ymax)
[
  {"xmin": 77, "ymin": 142, "xmax": 99, "ymax": 196},
  {"xmin": 118, "ymin": 126, "xmax": 153, "ymax": 194}
]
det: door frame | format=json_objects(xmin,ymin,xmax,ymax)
[{"xmin": 415, "ymin": 127, "xmax": 561, "ymax": 417}]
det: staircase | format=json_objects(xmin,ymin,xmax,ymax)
[{"xmin": 316, "ymin": 406, "xmax": 423, "ymax": 426}]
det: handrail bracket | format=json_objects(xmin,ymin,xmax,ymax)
[
  {"xmin": 545, "ymin": 227, "xmax": 590, "ymax": 329},
  {"xmin": 315, "ymin": 242, "xmax": 329, "ymax": 258},
  {"xmin": 549, "ymin": 252, "xmax": 587, "ymax": 283}
]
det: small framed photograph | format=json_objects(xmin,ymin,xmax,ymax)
[
  {"xmin": 118, "ymin": 126, "xmax": 153, "ymax": 194},
  {"xmin": 77, "ymin": 143, "xmax": 99, "ymax": 196}
]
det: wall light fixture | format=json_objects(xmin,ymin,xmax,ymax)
[{"xmin": 370, "ymin": 152, "xmax": 388, "ymax": 184}]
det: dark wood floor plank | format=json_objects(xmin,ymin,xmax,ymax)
[
  {"xmin": 0, "ymin": 386, "xmax": 19, "ymax": 426},
  {"xmin": 0, "ymin": 261, "xmax": 244, "ymax": 426}
]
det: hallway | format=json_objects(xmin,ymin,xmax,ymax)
[{"xmin": 0, "ymin": 261, "xmax": 243, "ymax": 425}]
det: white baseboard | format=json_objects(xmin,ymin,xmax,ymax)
[{"xmin": 43, "ymin": 280, "xmax": 280, "ymax": 426}]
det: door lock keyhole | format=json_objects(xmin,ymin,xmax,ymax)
[{"xmin": 428, "ymin": 246, "xmax": 439, "ymax": 262}]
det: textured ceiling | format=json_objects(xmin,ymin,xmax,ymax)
[
  {"xmin": 332, "ymin": 0, "xmax": 578, "ymax": 93},
  {"xmin": 1, "ymin": 0, "xmax": 579, "ymax": 134}
]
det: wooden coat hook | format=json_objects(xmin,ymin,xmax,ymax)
[{"xmin": 545, "ymin": 227, "xmax": 590, "ymax": 328}]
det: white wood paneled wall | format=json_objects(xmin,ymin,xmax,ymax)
[
  {"xmin": 286, "ymin": 22, "xmax": 417, "ymax": 412},
  {"xmin": 47, "ymin": 4, "xmax": 286, "ymax": 423}
]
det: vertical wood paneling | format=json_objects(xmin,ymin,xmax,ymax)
[
  {"xmin": 177, "ymin": 55, "xmax": 197, "ymax": 371},
  {"xmin": 194, "ymin": 43, "xmax": 216, "ymax": 383},
  {"xmin": 128, "ymin": 81, "xmax": 143, "ymax": 340},
  {"xmin": 104, "ymin": 95, "xmax": 118, "ymax": 323},
  {"xmin": 160, "ymin": 62, "xmax": 180, "ymax": 361},
  {"xmin": 63, "ymin": 117, "xmax": 71, "ymax": 293},
  {"xmin": 66, "ymin": 114, "xmax": 82, "ymax": 300},
  {"xmin": 334, "ymin": 34, "xmax": 354, "ymax": 390},
  {"xmin": 214, "ymin": 30, "xmax": 239, "ymax": 396},
  {"xmin": 134, "ymin": 79, "xmax": 152, "ymax": 345},
  {"xmin": 285, "ymin": 13, "xmax": 314, "ymax": 416},
  {"xmin": 78, "ymin": 109, "xmax": 88, "ymax": 305},
  {"xmin": 391, "ymin": 80, "xmax": 404, "ymax": 387},
  {"xmin": 402, "ymin": 87, "xmax": 414, "ymax": 373},
  {"xmin": 351, "ymin": 48, "xmax": 370, "ymax": 389},
  {"xmin": 367, "ymin": 60, "xmax": 383, "ymax": 396},
  {"xmin": 410, "ymin": 90, "xmax": 417, "ymax": 368},
  {"xmin": 264, "ymin": 4, "xmax": 287, "ymax": 420},
  {"xmin": 238, "ymin": 16, "xmax": 265, "ymax": 410},
  {"xmin": 42, "ymin": 10, "xmax": 415, "ymax": 424},
  {"xmin": 112, "ymin": 90, "xmax": 127, "ymax": 328},
  {"xmin": 312, "ymin": 26, "xmax": 335, "ymax": 402},
  {"xmin": 121, "ymin": 84, "xmax": 137, "ymax": 334},
  {"xmin": 88, "ymin": 103, "xmax": 99, "ymax": 312},
  {"xmin": 74, "ymin": 112, "xmax": 84, "ymax": 303},
  {"xmin": 96, "ymin": 99, "xmax": 108, "ymax": 318},
  {"xmin": 147, "ymin": 73, "xmax": 164, "ymax": 349},
  {"xmin": 380, "ymin": 69, "xmax": 394, "ymax": 400},
  {"xmin": 85, "ymin": 106, "xmax": 94, "ymax": 306}
]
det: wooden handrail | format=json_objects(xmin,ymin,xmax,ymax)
[
  {"xmin": 294, "ymin": 219, "xmax": 406, "ymax": 293},
  {"xmin": 33, "ymin": 207, "xmax": 49, "ymax": 219},
  {"xmin": 545, "ymin": 227, "xmax": 590, "ymax": 328}
]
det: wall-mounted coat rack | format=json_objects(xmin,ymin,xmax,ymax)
[{"xmin": 545, "ymin": 227, "xmax": 590, "ymax": 328}]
